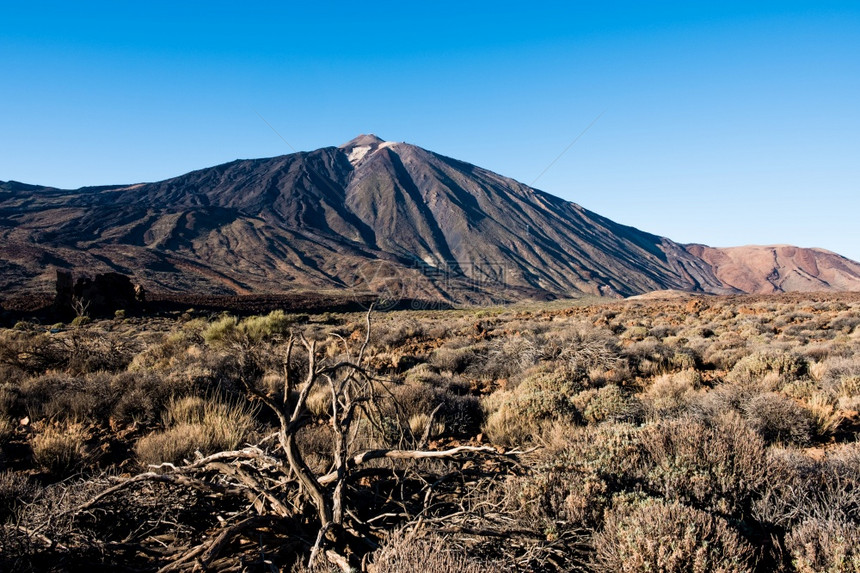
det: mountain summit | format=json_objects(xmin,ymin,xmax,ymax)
[{"xmin": 2, "ymin": 136, "xmax": 860, "ymax": 301}]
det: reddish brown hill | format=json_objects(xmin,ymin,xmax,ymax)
[{"xmin": 685, "ymin": 244, "xmax": 860, "ymax": 294}]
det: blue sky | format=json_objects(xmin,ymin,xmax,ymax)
[{"xmin": 2, "ymin": 1, "xmax": 859, "ymax": 261}]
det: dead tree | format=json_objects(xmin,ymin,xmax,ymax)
[{"xmin": 61, "ymin": 308, "xmax": 521, "ymax": 571}]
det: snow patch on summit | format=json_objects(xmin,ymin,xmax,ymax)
[{"xmin": 347, "ymin": 145, "xmax": 371, "ymax": 165}]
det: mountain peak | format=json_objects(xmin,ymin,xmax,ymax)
[
  {"xmin": 339, "ymin": 134, "xmax": 386, "ymax": 149},
  {"xmin": 339, "ymin": 134, "xmax": 399, "ymax": 166}
]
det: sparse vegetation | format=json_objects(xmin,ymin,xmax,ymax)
[
  {"xmin": 134, "ymin": 395, "xmax": 258, "ymax": 464},
  {"xmin": 1, "ymin": 292, "xmax": 859, "ymax": 571},
  {"xmin": 592, "ymin": 499, "xmax": 755, "ymax": 572},
  {"xmin": 30, "ymin": 420, "xmax": 92, "ymax": 476}
]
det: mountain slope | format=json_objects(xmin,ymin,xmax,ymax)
[{"xmin": 1, "ymin": 135, "xmax": 858, "ymax": 301}]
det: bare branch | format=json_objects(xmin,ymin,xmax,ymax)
[
  {"xmin": 318, "ymin": 445, "xmax": 513, "ymax": 486},
  {"xmin": 283, "ymin": 335, "xmax": 295, "ymax": 406},
  {"xmin": 69, "ymin": 472, "xmax": 242, "ymax": 516},
  {"xmin": 418, "ymin": 403, "xmax": 444, "ymax": 449}
]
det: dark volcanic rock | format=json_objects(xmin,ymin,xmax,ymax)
[{"xmin": 54, "ymin": 271, "xmax": 143, "ymax": 318}]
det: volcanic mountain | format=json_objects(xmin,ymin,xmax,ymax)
[{"xmin": 2, "ymin": 134, "xmax": 860, "ymax": 302}]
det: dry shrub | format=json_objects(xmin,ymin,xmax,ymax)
[
  {"xmin": 15, "ymin": 373, "xmax": 76, "ymax": 419},
  {"xmin": 482, "ymin": 367, "xmax": 581, "ymax": 445},
  {"xmin": 135, "ymin": 395, "xmax": 257, "ymax": 465},
  {"xmin": 591, "ymin": 500, "xmax": 754, "ymax": 573},
  {"xmin": 691, "ymin": 384, "xmax": 815, "ymax": 445},
  {"xmin": 39, "ymin": 372, "xmax": 125, "ymax": 422},
  {"xmin": 0, "ymin": 417, "xmax": 12, "ymax": 444},
  {"xmin": 372, "ymin": 317, "xmax": 426, "ymax": 349},
  {"xmin": 624, "ymin": 340, "xmax": 695, "ymax": 376},
  {"xmin": 642, "ymin": 370, "xmax": 701, "ymax": 417},
  {"xmin": 294, "ymin": 423, "xmax": 335, "ymax": 474},
  {"xmin": 403, "ymin": 363, "xmax": 437, "ymax": 384},
  {"xmin": 754, "ymin": 443, "xmax": 860, "ymax": 528},
  {"xmin": 13, "ymin": 369, "xmax": 194, "ymax": 428},
  {"xmin": 785, "ymin": 518, "xmax": 860, "ymax": 573},
  {"xmin": 515, "ymin": 423, "xmax": 643, "ymax": 529},
  {"xmin": 839, "ymin": 375, "xmax": 860, "ymax": 398},
  {"xmin": 781, "ymin": 379, "xmax": 819, "ymax": 401},
  {"xmin": 31, "ymin": 421, "xmax": 91, "ymax": 476},
  {"xmin": 0, "ymin": 471, "xmax": 36, "ymax": 521},
  {"xmin": 742, "ymin": 392, "xmax": 813, "ymax": 445},
  {"xmin": 389, "ymin": 380, "xmax": 482, "ymax": 438},
  {"xmin": 727, "ymin": 350, "xmax": 806, "ymax": 385},
  {"xmin": 0, "ymin": 384, "xmax": 19, "ymax": 419},
  {"xmin": 65, "ymin": 331, "xmax": 136, "ymax": 374},
  {"xmin": 828, "ymin": 312, "xmax": 860, "ymax": 334},
  {"xmin": 304, "ymin": 387, "xmax": 332, "ymax": 418},
  {"xmin": 110, "ymin": 370, "xmax": 198, "ymax": 426},
  {"xmin": 701, "ymin": 344, "xmax": 749, "ymax": 371},
  {"xmin": 483, "ymin": 333, "xmax": 543, "ymax": 378},
  {"xmin": 811, "ymin": 355, "xmax": 860, "ymax": 384},
  {"xmin": 803, "ymin": 391, "xmax": 844, "ymax": 439},
  {"xmin": 370, "ymin": 530, "xmax": 510, "ymax": 573},
  {"xmin": 407, "ymin": 413, "xmax": 443, "ymax": 439},
  {"xmin": 428, "ymin": 344, "xmax": 476, "ymax": 374},
  {"xmin": 620, "ymin": 325, "xmax": 648, "ymax": 341},
  {"xmin": 558, "ymin": 324, "xmax": 624, "ymax": 379},
  {"xmin": 575, "ymin": 385, "xmax": 642, "ymax": 425},
  {"xmin": 640, "ymin": 413, "xmax": 767, "ymax": 515}
]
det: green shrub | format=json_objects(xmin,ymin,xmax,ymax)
[
  {"xmin": 70, "ymin": 315, "xmax": 91, "ymax": 327},
  {"xmin": 238, "ymin": 310, "xmax": 301, "ymax": 341},
  {"xmin": 201, "ymin": 315, "xmax": 239, "ymax": 345},
  {"xmin": 592, "ymin": 500, "xmax": 754, "ymax": 573},
  {"xmin": 202, "ymin": 311, "xmax": 305, "ymax": 346}
]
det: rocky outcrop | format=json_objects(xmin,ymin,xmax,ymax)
[{"xmin": 54, "ymin": 271, "xmax": 144, "ymax": 318}]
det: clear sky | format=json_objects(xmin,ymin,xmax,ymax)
[{"xmin": 2, "ymin": 1, "xmax": 859, "ymax": 261}]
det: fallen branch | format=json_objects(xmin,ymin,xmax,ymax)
[
  {"xmin": 318, "ymin": 445, "xmax": 513, "ymax": 486},
  {"xmin": 69, "ymin": 472, "xmax": 242, "ymax": 517}
]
